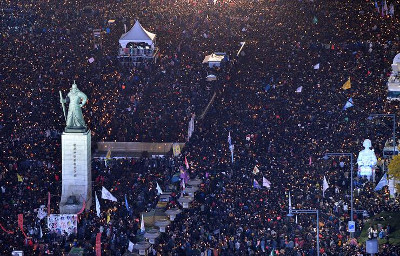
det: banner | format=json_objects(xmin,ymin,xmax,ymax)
[
  {"xmin": 47, "ymin": 214, "xmax": 77, "ymax": 235},
  {"xmin": 96, "ymin": 232, "xmax": 101, "ymax": 256},
  {"xmin": 0, "ymin": 222, "xmax": 14, "ymax": 234},
  {"xmin": 173, "ymin": 143, "xmax": 181, "ymax": 156},
  {"xmin": 18, "ymin": 214, "xmax": 27, "ymax": 238}
]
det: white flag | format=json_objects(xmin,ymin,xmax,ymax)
[
  {"xmin": 95, "ymin": 192, "xmax": 101, "ymax": 217},
  {"xmin": 140, "ymin": 214, "xmax": 145, "ymax": 232},
  {"xmin": 323, "ymin": 176, "xmax": 329, "ymax": 197},
  {"xmin": 262, "ymin": 177, "xmax": 271, "ymax": 188},
  {"xmin": 101, "ymin": 187, "xmax": 117, "ymax": 202},
  {"xmin": 295, "ymin": 86, "xmax": 303, "ymax": 93},
  {"xmin": 88, "ymin": 57, "xmax": 95, "ymax": 63},
  {"xmin": 156, "ymin": 182, "xmax": 163, "ymax": 195},
  {"xmin": 128, "ymin": 240, "xmax": 134, "ymax": 252},
  {"xmin": 253, "ymin": 166, "xmax": 260, "ymax": 175},
  {"xmin": 313, "ymin": 63, "xmax": 320, "ymax": 70}
]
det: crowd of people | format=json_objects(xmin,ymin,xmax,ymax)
[{"xmin": 1, "ymin": 0, "xmax": 400, "ymax": 255}]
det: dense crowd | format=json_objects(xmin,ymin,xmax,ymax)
[{"xmin": 1, "ymin": 0, "xmax": 400, "ymax": 255}]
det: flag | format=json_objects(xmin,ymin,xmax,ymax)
[
  {"xmin": 128, "ymin": 240, "xmax": 134, "ymax": 252},
  {"xmin": 323, "ymin": 176, "xmax": 329, "ymax": 197},
  {"xmin": 342, "ymin": 77, "xmax": 351, "ymax": 90},
  {"xmin": 105, "ymin": 149, "xmax": 111, "ymax": 160},
  {"xmin": 156, "ymin": 182, "xmax": 163, "ymax": 195},
  {"xmin": 101, "ymin": 187, "xmax": 117, "ymax": 202},
  {"xmin": 173, "ymin": 143, "xmax": 181, "ymax": 156},
  {"xmin": 343, "ymin": 98, "xmax": 354, "ymax": 110},
  {"xmin": 125, "ymin": 194, "xmax": 131, "ymax": 214},
  {"xmin": 47, "ymin": 192, "xmax": 51, "ymax": 215},
  {"xmin": 181, "ymin": 178, "xmax": 186, "ymax": 189},
  {"xmin": 88, "ymin": 57, "xmax": 95, "ymax": 63},
  {"xmin": 253, "ymin": 179, "xmax": 261, "ymax": 189},
  {"xmin": 375, "ymin": 1, "xmax": 380, "ymax": 13},
  {"xmin": 288, "ymin": 192, "xmax": 293, "ymax": 212},
  {"xmin": 96, "ymin": 232, "xmax": 101, "ymax": 256},
  {"xmin": 313, "ymin": 63, "xmax": 320, "ymax": 70},
  {"xmin": 295, "ymin": 86, "xmax": 303, "ymax": 93},
  {"xmin": 140, "ymin": 214, "xmax": 145, "ymax": 232},
  {"xmin": 106, "ymin": 211, "xmax": 111, "ymax": 223},
  {"xmin": 262, "ymin": 177, "xmax": 271, "ymax": 188},
  {"xmin": 17, "ymin": 173, "xmax": 23, "ymax": 182},
  {"xmin": 375, "ymin": 173, "xmax": 388, "ymax": 191},
  {"xmin": 230, "ymin": 144, "xmax": 234, "ymax": 163},
  {"xmin": 309, "ymin": 156, "xmax": 312, "ymax": 166},
  {"xmin": 389, "ymin": 3, "xmax": 395, "ymax": 17},
  {"xmin": 384, "ymin": 0, "xmax": 388, "ymax": 15},
  {"xmin": 179, "ymin": 166, "xmax": 189, "ymax": 183},
  {"xmin": 228, "ymin": 132, "xmax": 232, "ymax": 146},
  {"xmin": 95, "ymin": 192, "xmax": 101, "ymax": 217},
  {"xmin": 253, "ymin": 166, "xmax": 260, "ymax": 175},
  {"xmin": 265, "ymin": 84, "xmax": 271, "ymax": 92},
  {"xmin": 312, "ymin": 16, "xmax": 318, "ymax": 24},
  {"xmin": 185, "ymin": 156, "xmax": 189, "ymax": 170}
]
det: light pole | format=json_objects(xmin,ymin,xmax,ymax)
[
  {"xmin": 368, "ymin": 113, "xmax": 396, "ymax": 156},
  {"xmin": 288, "ymin": 208, "xmax": 320, "ymax": 256},
  {"xmin": 325, "ymin": 152, "xmax": 354, "ymax": 237}
]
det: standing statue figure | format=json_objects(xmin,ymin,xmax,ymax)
[
  {"xmin": 357, "ymin": 139, "xmax": 377, "ymax": 180},
  {"xmin": 60, "ymin": 81, "xmax": 88, "ymax": 132}
]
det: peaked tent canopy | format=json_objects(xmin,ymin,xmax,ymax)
[{"xmin": 119, "ymin": 20, "xmax": 156, "ymax": 49}]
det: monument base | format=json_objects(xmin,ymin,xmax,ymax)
[{"xmin": 60, "ymin": 130, "xmax": 92, "ymax": 214}]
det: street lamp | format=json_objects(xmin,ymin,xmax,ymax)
[
  {"xmin": 368, "ymin": 113, "xmax": 396, "ymax": 156},
  {"xmin": 287, "ymin": 208, "xmax": 320, "ymax": 256},
  {"xmin": 325, "ymin": 152, "xmax": 354, "ymax": 237}
]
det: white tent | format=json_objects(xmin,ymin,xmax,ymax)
[{"xmin": 119, "ymin": 20, "xmax": 156, "ymax": 49}]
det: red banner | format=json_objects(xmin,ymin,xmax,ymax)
[
  {"xmin": 96, "ymin": 232, "xmax": 101, "ymax": 256},
  {"xmin": 18, "ymin": 214, "xmax": 27, "ymax": 238},
  {"xmin": 0, "ymin": 223, "xmax": 14, "ymax": 234},
  {"xmin": 77, "ymin": 200, "xmax": 86, "ymax": 215},
  {"xmin": 47, "ymin": 192, "xmax": 51, "ymax": 215}
]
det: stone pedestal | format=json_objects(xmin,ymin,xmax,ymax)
[
  {"xmin": 178, "ymin": 196, "xmax": 193, "ymax": 209},
  {"xmin": 165, "ymin": 208, "xmax": 182, "ymax": 221},
  {"xmin": 60, "ymin": 130, "xmax": 92, "ymax": 213}
]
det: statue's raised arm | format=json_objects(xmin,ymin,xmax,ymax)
[{"xmin": 63, "ymin": 81, "xmax": 88, "ymax": 133}]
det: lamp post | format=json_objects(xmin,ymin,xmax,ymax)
[
  {"xmin": 325, "ymin": 152, "xmax": 354, "ymax": 237},
  {"xmin": 288, "ymin": 208, "xmax": 320, "ymax": 256},
  {"xmin": 368, "ymin": 113, "xmax": 396, "ymax": 156}
]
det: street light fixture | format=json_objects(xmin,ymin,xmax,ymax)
[
  {"xmin": 325, "ymin": 152, "xmax": 354, "ymax": 237},
  {"xmin": 368, "ymin": 113, "xmax": 396, "ymax": 156}
]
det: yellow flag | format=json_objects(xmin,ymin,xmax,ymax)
[
  {"xmin": 17, "ymin": 173, "xmax": 23, "ymax": 182},
  {"xmin": 342, "ymin": 77, "xmax": 351, "ymax": 90},
  {"xmin": 106, "ymin": 211, "xmax": 111, "ymax": 223},
  {"xmin": 172, "ymin": 143, "xmax": 181, "ymax": 156},
  {"xmin": 105, "ymin": 149, "xmax": 111, "ymax": 160}
]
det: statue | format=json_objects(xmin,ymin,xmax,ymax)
[
  {"xmin": 60, "ymin": 81, "xmax": 88, "ymax": 132},
  {"xmin": 357, "ymin": 139, "xmax": 377, "ymax": 180}
]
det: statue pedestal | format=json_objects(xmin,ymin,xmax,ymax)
[{"xmin": 60, "ymin": 130, "xmax": 92, "ymax": 214}]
